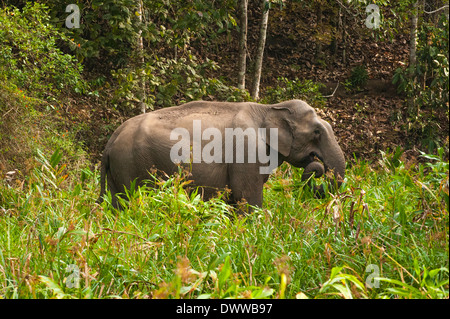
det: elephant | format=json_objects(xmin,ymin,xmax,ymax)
[{"xmin": 97, "ymin": 99, "xmax": 345, "ymax": 210}]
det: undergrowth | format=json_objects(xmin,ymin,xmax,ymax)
[
  {"xmin": 0, "ymin": 147, "xmax": 448, "ymax": 299},
  {"xmin": 0, "ymin": 3, "xmax": 87, "ymax": 175}
]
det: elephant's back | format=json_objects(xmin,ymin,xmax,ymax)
[{"xmin": 148, "ymin": 101, "xmax": 254, "ymax": 124}]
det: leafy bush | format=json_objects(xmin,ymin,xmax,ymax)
[
  {"xmin": 262, "ymin": 77, "xmax": 325, "ymax": 107},
  {"xmin": 392, "ymin": 13, "xmax": 449, "ymax": 152},
  {"xmin": 0, "ymin": 80, "xmax": 87, "ymax": 175},
  {"xmin": 0, "ymin": 3, "xmax": 86, "ymax": 100},
  {"xmin": 0, "ymin": 3, "xmax": 87, "ymax": 173},
  {"xmin": 42, "ymin": 0, "xmax": 236, "ymax": 66},
  {"xmin": 37, "ymin": 0, "xmax": 239, "ymax": 111},
  {"xmin": 112, "ymin": 54, "xmax": 251, "ymax": 109},
  {"xmin": 393, "ymin": 14, "xmax": 449, "ymax": 111},
  {"xmin": 345, "ymin": 65, "xmax": 369, "ymax": 91}
]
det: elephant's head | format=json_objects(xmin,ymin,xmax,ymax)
[{"xmin": 264, "ymin": 100, "xmax": 345, "ymax": 193}]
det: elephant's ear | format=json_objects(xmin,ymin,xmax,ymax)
[{"xmin": 263, "ymin": 106, "xmax": 293, "ymax": 157}]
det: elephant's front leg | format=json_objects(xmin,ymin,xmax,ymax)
[{"xmin": 228, "ymin": 164, "xmax": 267, "ymax": 212}]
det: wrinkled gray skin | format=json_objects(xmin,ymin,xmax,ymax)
[{"xmin": 97, "ymin": 100, "xmax": 345, "ymax": 209}]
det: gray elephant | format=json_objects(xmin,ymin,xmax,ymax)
[{"xmin": 97, "ymin": 99, "xmax": 345, "ymax": 209}]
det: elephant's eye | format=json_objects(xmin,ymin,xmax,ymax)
[{"xmin": 314, "ymin": 129, "xmax": 320, "ymax": 135}]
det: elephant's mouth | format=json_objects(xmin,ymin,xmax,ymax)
[
  {"xmin": 300, "ymin": 151, "xmax": 345, "ymax": 195},
  {"xmin": 298, "ymin": 152, "xmax": 324, "ymax": 169}
]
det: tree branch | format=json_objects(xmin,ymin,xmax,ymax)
[
  {"xmin": 323, "ymin": 82, "xmax": 340, "ymax": 98},
  {"xmin": 424, "ymin": 4, "xmax": 449, "ymax": 14}
]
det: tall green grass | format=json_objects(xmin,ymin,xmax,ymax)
[{"xmin": 0, "ymin": 147, "xmax": 448, "ymax": 299}]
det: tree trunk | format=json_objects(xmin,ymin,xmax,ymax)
[
  {"xmin": 237, "ymin": 0, "xmax": 248, "ymax": 90},
  {"xmin": 409, "ymin": 1, "xmax": 419, "ymax": 69},
  {"xmin": 315, "ymin": 2, "xmax": 323, "ymax": 60},
  {"xmin": 331, "ymin": 6, "xmax": 342, "ymax": 59},
  {"xmin": 251, "ymin": 0, "xmax": 270, "ymax": 101},
  {"xmin": 137, "ymin": 0, "xmax": 147, "ymax": 113},
  {"xmin": 408, "ymin": 0, "xmax": 419, "ymax": 111},
  {"xmin": 341, "ymin": 8, "xmax": 347, "ymax": 65}
]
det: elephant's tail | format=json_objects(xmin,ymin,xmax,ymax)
[{"xmin": 96, "ymin": 151, "xmax": 109, "ymax": 204}]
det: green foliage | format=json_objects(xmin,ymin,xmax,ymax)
[
  {"xmin": 262, "ymin": 77, "xmax": 325, "ymax": 107},
  {"xmin": 0, "ymin": 147, "xmax": 448, "ymax": 299},
  {"xmin": 392, "ymin": 13, "xmax": 449, "ymax": 152},
  {"xmin": 0, "ymin": 3, "xmax": 90, "ymax": 174},
  {"xmin": 41, "ymin": 0, "xmax": 141, "ymax": 65},
  {"xmin": 153, "ymin": 255, "xmax": 274, "ymax": 299},
  {"xmin": 204, "ymin": 78, "xmax": 252, "ymax": 102},
  {"xmin": 319, "ymin": 266, "xmax": 368, "ymax": 299},
  {"xmin": 393, "ymin": 14, "xmax": 449, "ymax": 108},
  {"xmin": 41, "ymin": 0, "xmax": 242, "ymax": 109},
  {"xmin": 345, "ymin": 65, "xmax": 369, "ymax": 91},
  {"xmin": 0, "ymin": 3, "xmax": 86, "ymax": 100},
  {"xmin": 0, "ymin": 79, "xmax": 86, "ymax": 174},
  {"xmin": 33, "ymin": 148, "xmax": 68, "ymax": 190},
  {"xmin": 112, "ymin": 54, "xmax": 250, "ymax": 109},
  {"xmin": 377, "ymin": 264, "xmax": 448, "ymax": 299},
  {"xmin": 319, "ymin": 263, "xmax": 448, "ymax": 299}
]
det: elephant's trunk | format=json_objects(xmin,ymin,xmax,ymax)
[
  {"xmin": 302, "ymin": 161, "xmax": 326, "ymax": 197},
  {"xmin": 303, "ymin": 159, "xmax": 344, "ymax": 197},
  {"xmin": 303, "ymin": 126, "xmax": 346, "ymax": 196},
  {"xmin": 321, "ymin": 140, "xmax": 346, "ymax": 193},
  {"xmin": 302, "ymin": 161, "xmax": 325, "ymax": 181}
]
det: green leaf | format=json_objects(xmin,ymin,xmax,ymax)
[
  {"xmin": 218, "ymin": 256, "xmax": 232, "ymax": 290},
  {"xmin": 252, "ymin": 287, "xmax": 274, "ymax": 299},
  {"xmin": 332, "ymin": 283, "xmax": 353, "ymax": 299},
  {"xmin": 39, "ymin": 275, "xmax": 71, "ymax": 299},
  {"xmin": 429, "ymin": 267, "xmax": 448, "ymax": 279},
  {"xmin": 376, "ymin": 277, "xmax": 421, "ymax": 296},
  {"xmin": 49, "ymin": 148, "xmax": 62, "ymax": 168}
]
